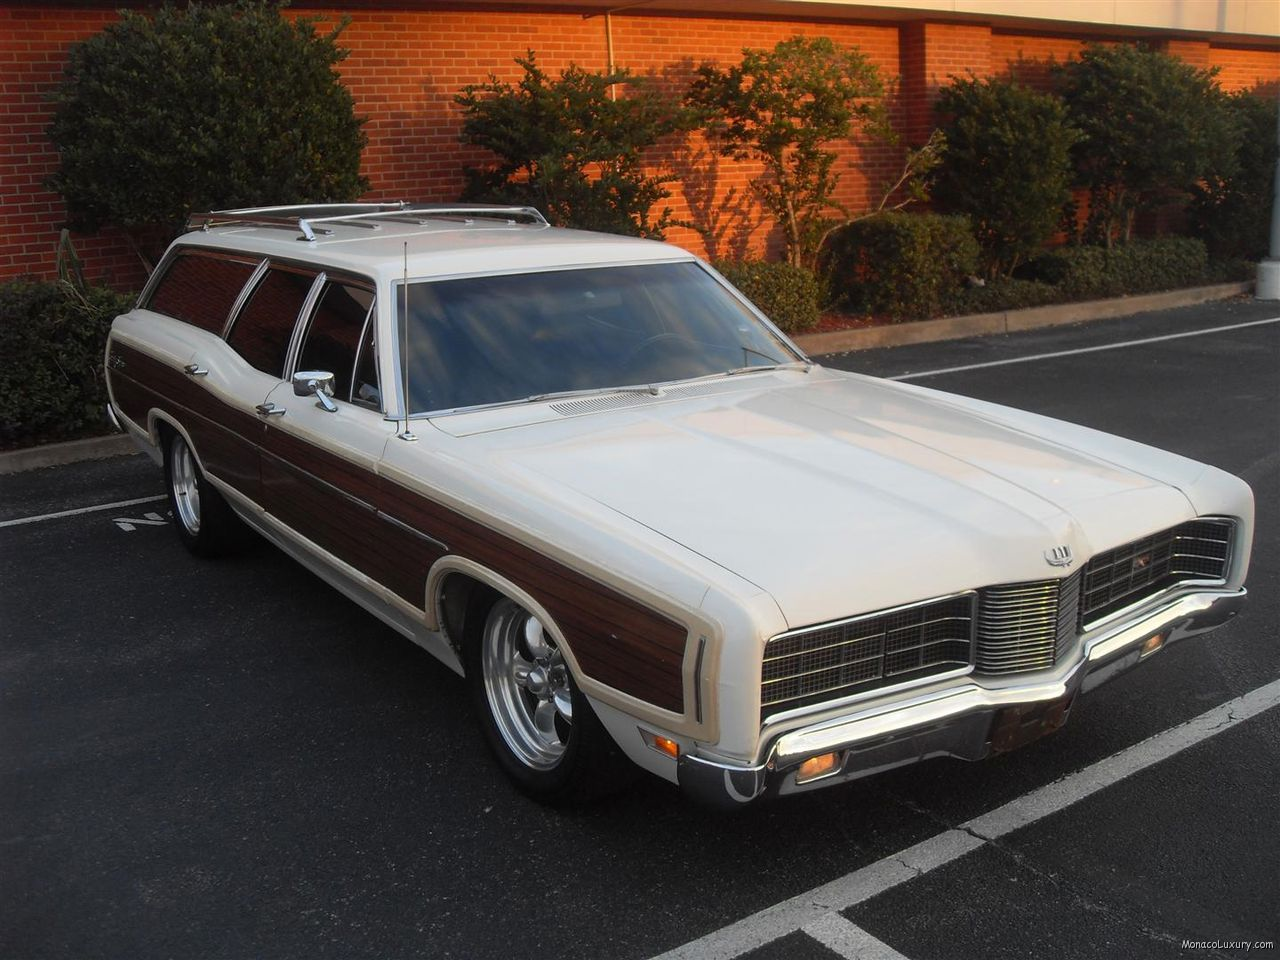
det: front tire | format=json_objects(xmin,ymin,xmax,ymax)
[
  {"xmin": 465, "ymin": 595, "xmax": 627, "ymax": 803},
  {"xmin": 162, "ymin": 427, "xmax": 245, "ymax": 557}
]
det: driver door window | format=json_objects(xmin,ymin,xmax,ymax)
[{"xmin": 295, "ymin": 280, "xmax": 379, "ymax": 409}]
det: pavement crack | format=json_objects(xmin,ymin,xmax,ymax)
[
  {"xmin": 1208, "ymin": 709, "xmax": 1239, "ymax": 731},
  {"xmin": 892, "ymin": 856, "xmax": 924, "ymax": 878}
]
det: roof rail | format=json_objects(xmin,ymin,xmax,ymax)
[{"xmin": 187, "ymin": 202, "xmax": 550, "ymax": 242}]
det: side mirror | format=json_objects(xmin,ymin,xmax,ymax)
[{"xmin": 293, "ymin": 370, "xmax": 338, "ymax": 413}]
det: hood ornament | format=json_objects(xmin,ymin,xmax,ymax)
[{"xmin": 1045, "ymin": 545, "xmax": 1075, "ymax": 568}]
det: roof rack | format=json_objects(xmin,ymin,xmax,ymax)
[{"xmin": 187, "ymin": 202, "xmax": 550, "ymax": 242}]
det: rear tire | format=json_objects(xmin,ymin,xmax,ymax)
[
  {"xmin": 464, "ymin": 593, "xmax": 630, "ymax": 804},
  {"xmin": 162, "ymin": 427, "xmax": 247, "ymax": 558}
]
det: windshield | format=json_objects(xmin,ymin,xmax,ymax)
[{"xmin": 394, "ymin": 261, "xmax": 800, "ymax": 414}]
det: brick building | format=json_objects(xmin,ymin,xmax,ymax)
[{"xmin": 3, "ymin": 0, "xmax": 1278, "ymax": 290}]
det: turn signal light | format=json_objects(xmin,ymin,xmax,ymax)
[
  {"xmin": 640, "ymin": 729, "xmax": 680, "ymax": 758},
  {"xmin": 653, "ymin": 736, "xmax": 680, "ymax": 758},
  {"xmin": 1141, "ymin": 632, "xmax": 1167, "ymax": 657},
  {"xmin": 796, "ymin": 752, "xmax": 840, "ymax": 784}
]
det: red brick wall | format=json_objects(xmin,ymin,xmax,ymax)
[
  {"xmin": 0, "ymin": 8, "xmax": 141, "ymax": 288},
  {"xmin": 1211, "ymin": 43, "xmax": 1280, "ymax": 92},
  {"xmin": 2, "ymin": 5, "xmax": 1278, "ymax": 290},
  {"xmin": 331, "ymin": 10, "xmax": 903, "ymax": 265}
]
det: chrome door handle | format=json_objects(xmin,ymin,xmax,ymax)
[
  {"xmin": 183, "ymin": 363, "xmax": 209, "ymax": 377},
  {"xmin": 255, "ymin": 402, "xmax": 285, "ymax": 417}
]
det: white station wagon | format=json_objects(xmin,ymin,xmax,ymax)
[{"xmin": 105, "ymin": 203, "xmax": 1253, "ymax": 806}]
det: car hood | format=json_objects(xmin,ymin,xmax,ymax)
[{"xmin": 450, "ymin": 369, "xmax": 1198, "ymax": 628}]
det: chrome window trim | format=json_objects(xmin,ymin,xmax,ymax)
[
  {"xmin": 349, "ymin": 298, "xmax": 381, "ymax": 410},
  {"xmin": 219, "ymin": 258, "xmax": 270, "ymax": 340},
  {"xmin": 136, "ymin": 247, "xmax": 178, "ymax": 310},
  {"xmin": 137, "ymin": 245, "xmax": 266, "ymax": 334},
  {"xmin": 282, "ymin": 271, "xmax": 328, "ymax": 379},
  {"xmin": 759, "ymin": 589, "xmax": 978, "ymax": 723},
  {"xmin": 223, "ymin": 261, "xmax": 321, "ymax": 379}
]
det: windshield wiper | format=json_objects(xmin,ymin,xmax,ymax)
[
  {"xmin": 525, "ymin": 383, "xmax": 663, "ymax": 403},
  {"xmin": 524, "ymin": 360, "xmax": 812, "ymax": 404},
  {"xmin": 721, "ymin": 360, "xmax": 813, "ymax": 377}
]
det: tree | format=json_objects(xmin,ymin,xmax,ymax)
[
  {"xmin": 1056, "ymin": 43, "xmax": 1239, "ymax": 247},
  {"xmin": 47, "ymin": 1, "xmax": 369, "ymax": 269},
  {"xmin": 456, "ymin": 53, "xmax": 687, "ymax": 239},
  {"xmin": 1190, "ymin": 89, "xmax": 1279, "ymax": 261},
  {"xmin": 686, "ymin": 36, "xmax": 901, "ymax": 268},
  {"xmin": 933, "ymin": 75, "xmax": 1080, "ymax": 278}
]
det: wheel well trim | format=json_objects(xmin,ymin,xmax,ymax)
[
  {"xmin": 146, "ymin": 410, "xmax": 207, "ymax": 474},
  {"xmin": 425, "ymin": 556, "xmax": 719, "ymax": 741}
]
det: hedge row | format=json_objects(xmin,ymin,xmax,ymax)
[
  {"xmin": 720, "ymin": 220, "xmax": 1246, "ymax": 329},
  {"xmin": 0, "ymin": 280, "xmax": 134, "ymax": 448},
  {"xmin": 950, "ymin": 237, "xmax": 1250, "ymax": 315}
]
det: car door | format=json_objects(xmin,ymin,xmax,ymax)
[
  {"xmin": 182, "ymin": 260, "xmax": 323, "ymax": 505},
  {"xmin": 258, "ymin": 275, "xmax": 402, "ymax": 589}
]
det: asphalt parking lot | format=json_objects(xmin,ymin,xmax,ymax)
[{"xmin": 2, "ymin": 297, "xmax": 1277, "ymax": 960}]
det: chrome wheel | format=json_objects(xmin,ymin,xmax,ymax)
[
  {"xmin": 481, "ymin": 599, "xmax": 573, "ymax": 770},
  {"xmin": 170, "ymin": 434, "xmax": 201, "ymax": 536}
]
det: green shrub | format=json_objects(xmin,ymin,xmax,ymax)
[
  {"xmin": 824, "ymin": 213, "xmax": 979, "ymax": 321},
  {"xmin": 934, "ymin": 75, "xmax": 1080, "ymax": 278},
  {"xmin": 1190, "ymin": 90, "xmax": 1279, "ymax": 261},
  {"xmin": 1056, "ymin": 43, "xmax": 1238, "ymax": 246},
  {"xmin": 1026, "ymin": 237, "xmax": 1209, "ymax": 299},
  {"xmin": 48, "ymin": 1, "xmax": 368, "ymax": 263},
  {"xmin": 713, "ymin": 260, "xmax": 821, "ymax": 334},
  {"xmin": 457, "ymin": 52, "xmax": 687, "ymax": 238},
  {"xmin": 1205, "ymin": 258, "xmax": 1256, "ymax": 283},
  {"xmin": 687, "ymin": 36, "xmax": 891, "ymax": 268},
  {"xmin": 0, "ymin": 280, "xmax": 134, "ymax": 448},
  {"xmin": 946, "ymin": 278, "xmax": 1059, "ymax": 315}
]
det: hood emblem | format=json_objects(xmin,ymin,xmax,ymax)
[{"xmin": 1045, "ymin": 545, "xmax": 1075, "ymax": 568}]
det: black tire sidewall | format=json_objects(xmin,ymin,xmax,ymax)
[{"xmin": 162, "ymin": 426, "xmax": 245, "ymax": 557}]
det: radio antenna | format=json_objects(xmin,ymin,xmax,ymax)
[{"xmin": 398, "ymin": 240, "xmax": 417, "ymax": 442}]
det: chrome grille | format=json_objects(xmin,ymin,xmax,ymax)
[
  {"xmin": 760, "ymin": 594, "xmax": 974, "ymax": 718},
  {"xmin": 976, "ymin": 571, "xmax": 1081, "ymax": 675},
  {"xmin": 1080, "ymin": 518, "xmax": 1234, "ymax": 627}
]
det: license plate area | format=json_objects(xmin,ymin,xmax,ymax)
[{"xmin": 990, "ymin": 693, "xmax": 1075, "ymax": 754}]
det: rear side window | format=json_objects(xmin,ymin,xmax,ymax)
[
  {"xmin": 227, "ymin": 267, "xmax": 317, "ymax": 377},
  {"xmin": 146, "ymin": 251, "xmax": 259, "ymax": 334},
  {"xmin": 295, "ymin": 281, "xmax": 375, "ymax": 402}
]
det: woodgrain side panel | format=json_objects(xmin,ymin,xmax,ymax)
[
  {"xmin": 109, "ymin": 341, "xmax": 263, "ymax": 501},
  {"xmin": 112, "ymin": 338, "xmax": 688, "ymax": 713},
  {"xmin": 380, "ymin": 480, "xmax": 688, "ymax": 713}
]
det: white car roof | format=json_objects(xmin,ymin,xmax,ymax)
[{"xmin": 174, "ymin": 217, "xmax": 694, "ymax": 284}]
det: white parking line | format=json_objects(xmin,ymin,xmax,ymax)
[
  {"xmin": 804, "ymin": 912, "xmax": 911, "ymax": 959},
  {"xmin": 888, "ymin": 315, "xmax": 1280, "ymax": 381},
  {"xmin": 0, "ymin": 495, "xmax": 166, "ymax": 529},
  {"xmin": 650, "ymin": 676, "xmax": 1280, "ymax": 960}
]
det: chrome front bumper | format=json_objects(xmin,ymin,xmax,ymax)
[{"xmin": 678, "ymin": 587, "xmax": 1248, "ymax": 808}]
